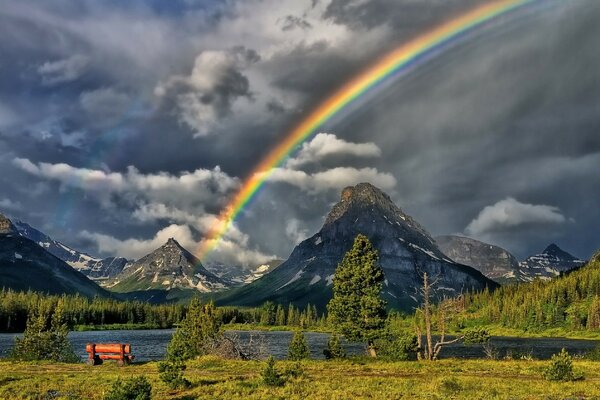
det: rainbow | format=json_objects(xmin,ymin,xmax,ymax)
[{"xmin": 197, "ymin": 0, "xmax": 537, "ymax": 261}]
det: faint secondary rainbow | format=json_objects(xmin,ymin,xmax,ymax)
[{"xmin": 197, "ymin": 0, "xmax": 537, "ymax": 261}]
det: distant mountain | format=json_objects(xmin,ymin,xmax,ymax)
[
  {"xmin": 0, "ymin": 213, "xmax": 108, "ymax": 297},
  {"xmin": 216, "ymin": 183, "xmax": 496, "ymax": 311},
  {"xmin": 436, "ymin": 235, "xmax": 520, "ymax": 283},
  {"xmin": 108, "ymin": 238, "xmax": 228, "ymax": 293},
  {"xmin": 518, "ymin": 244, "xmax": 586, "ymax": 281},
  {"xmin": 13, "ymin": 220, "xmax": 129, "ymax": 280},
  {"xmin": 205, "ymin": 259, "xmax": 284, "ymax": 286}
]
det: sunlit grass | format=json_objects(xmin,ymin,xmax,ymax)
[{"xmin": 0, "ymin": 356, "xmax": 599, "ymax": 399}]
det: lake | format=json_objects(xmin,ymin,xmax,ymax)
[{"xmin": 0, "ymin": 330, "xmax": 597, "ymax": 362}]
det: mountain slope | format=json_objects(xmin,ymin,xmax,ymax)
[
  {"xmin": 205, "ymin": 259, "xmax": 284, "ymax": 286},
  {"xmin": 518, "ymin": 244, "xmax": 586, "ymax": 281},
  {"xmin": 436, "ymin": 235, "xmax": 520, "ymax": 283},
  {"xmin": 0, "ymin": 214, "xmax": 108, "ymax": 297},
  {"xmin": 108, "ymin": 238, "xmax": 228, "ymax": 293},
  {"xmin": 13, "ymin": 220, "xmax": 129, "ymax": 280},
  {"xmin": 215, "ymin": 183, "xmax": 496, "ymax": 311}
]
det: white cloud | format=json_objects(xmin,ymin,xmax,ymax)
[
  {"xmin": 155, "ymin": 49, "xmax": 258, "ymax": 137},
  {"xmin": 285, "ymin": 132, "xmax": 381, "ymax": 168},
  {"xmin": 285, "ymin": 218, "xmax": 309, "ymax": 244},
  {"xmin": 38, "ymin": 54, "xmax": 89, "ymax": 85},
  {"xmin": 81, "ymin": 224, "xmax": 197, "ymax": 260},
  {"xmin": 263, "ymin": 166, "xmax": 396, "ymax": 193},
  {"xmin": 466, "ymin": 197, "xmax": 568, "ymax": 236},
  {"xmin": 13, "ymin": 157, "xmax": 238, "ymax": 209}
]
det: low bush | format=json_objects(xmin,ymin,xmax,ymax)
[
  {"xmin": 288, "ymin": 331, "xmax": 310, "ymax": 360},
  {"xmin": 543, "ymin": 348, "xmax": 579, "ymax": 381},
  {"xmin": 158, "ymin": 360, "xmax": 190, "ymax": 389},
  {"xmin": 103, "ymin": 376, "xmax": 152, "ymax": 400},
  {"xmin": 261, "ymin": 356, "xmax": 285, "ymax": 387},
  {"xmin": 374, "ymin": 333, "xmax": 418, "ymax": 361},
  {"xmin": 323, "ymin": 334, "xmax": 346, "ymax": 359}
]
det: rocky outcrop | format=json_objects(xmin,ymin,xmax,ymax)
[{"xmin": 436, "ymin": 235, "xmax": 520, "ymax": 282}]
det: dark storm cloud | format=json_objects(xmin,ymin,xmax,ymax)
[
  {"xmin": 0, "ymin": 0, "xmax": 599, "ymax": 264},
  {"xmin": 323, "ymin": 0, "xmax": 488, "ymax": 31}
]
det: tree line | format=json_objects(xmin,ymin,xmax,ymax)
[
  {"xmin": 0, "ymin": 289, "xmax": 327, "ymax": 332},
  {"xmin": 462, "ymin": 250, "xmax": 600, "ymax": 332}
]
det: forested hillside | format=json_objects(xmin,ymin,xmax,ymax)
[{"xmin": 465, "ymin": 250, "xmax": 600, "ymax": 332}]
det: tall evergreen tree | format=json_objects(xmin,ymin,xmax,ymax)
[
  {"xmin": 327, "ymin": 234, "xmax": 387, "ymax": 357},
  {"xmin": 166, "ymin": 298, "xmax": 221, "ymax": 361}
]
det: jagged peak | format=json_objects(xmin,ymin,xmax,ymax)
[
  {"xmin": 0, "ymin": 213, "xmax": 17, "ymax": 235},
  {"xmin": 326, "ymin": 183, "xmax": 401, "ymax": 224},
  {"xmin": 543, "ymin": 243, "xmax": 561, "ymax": 253},
  {"xmin": 324, "ymin": 183, "xmax": 430, "ymax": 238}
]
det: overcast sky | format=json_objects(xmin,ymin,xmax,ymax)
[{"xmin": 1, "ymin": 0, "xmax": 599, "ymax": 265}]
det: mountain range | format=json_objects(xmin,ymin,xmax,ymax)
[
  {"xmin": 0, "ymin": 183, "xmax": 591, "ymax": 308},
  {"xmin": 436, "ymin": 235, "xmax": 586, "ymax": 283},
  {"xmin": 0, "ymin": 214, "xmax": 107, "ymax": 297}
]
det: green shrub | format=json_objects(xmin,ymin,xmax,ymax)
[
  {"xmin": 104, "ymin": 376, "xmax": 152, "ymax": 400},
  {"xmin": 439, "ymin": 377, "xmax": 462, "ymax": 395},
  {"xmin": 374, "ymin": 333, "xmax": 418, "ymax": 361},
  {"xmin": 323, "ymin": 333, "xmax": 346, "ymax": 359},
  {"xmin": 585, "ymin": 344, "xmax": 600, "ymax": 361},
  {"xmin": 288, "ymin": 331, "xmax": 310, "ymax": 360},
  {"xmin": 166, "ymin": 298, "xmax": 221, "ymax": 361},
  {"xmin": 158, "ymin": 360, "xmax": 190, "ymax": 389},
  {"xmin": 10, "ymin": 300, "xmax": 79, "ymax": 363},
  {"xmin": 284, "ymin": 361, "xmax": 305, "ymax": 379},
  {"xmin": 261, "ymin": 356, "xmax": 284, "ymax": 387},
  {"xmin": 543, "ymin": 348, "xmax": 577, "ymax": 381},
  {"xmin": 462, "ymin": 327, "xmax": 491, "ymax": 345}
]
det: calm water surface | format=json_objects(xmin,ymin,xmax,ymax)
[{"xmin": 0, "ymin": 329, "xmax": 597, "ymax": 362}]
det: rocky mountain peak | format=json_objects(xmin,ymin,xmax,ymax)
[
  {"xmin": 0, "ymin": 213, "xmax": 17, "ymax": 235},
  {"xmin": 166, "ymin": 237, "xmax": 179, "ymax": 246},
  {"xmin": 325, "ymin": 183, "xmax": 425, "ymax": 232},
  {"xmin": 542, "ymin": 243, "xmax": 575, "ymax": 259}
]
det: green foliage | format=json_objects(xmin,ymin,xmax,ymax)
[
  {"xmin": 374, "ymin": 333, "xmax": 418, "ymax": 361},
  {"xmin": 543, "ymin": 348, "xmax": 576, "ymax": 381},
  {"xmin": 283, "ymin": 361, "xmax": 305, "ymax": 379},
  {"xmin": 158, "ymin": 360, "xmax": 190, "ymax": 389},
  {"xmin": 166, "ymin": 298, "xmax": 221, "ymax": 361},
  {"xmin": 10, "ymin": 299, "xmax": 79, "ymax": 362},
  {"xmin": 462, "ymin": 327, "xmax": 491, "ymax": 345},
  {"xmin": 0, "ymin": 289, "xmax": 185, "ymax": 332},
  {"xmin": 323, "ymin": 333, "xmax": 346, "ymax": 359},
  {"xmin": 438, "ymin": 377, "xmax": 462, "ymax": 396},
  {"xmin": 261, "ymin": 356, "xmax": 284, "ymax": 387},
  {"xmin": 103, "ymin": 376, "xmax": 152, "ymax": 400},
  {"xmin": 463, "ymin": 252, "xmax": 600, "ymax": 332},
  {"xmin": 327, "ymin": 234, "xmax": 387, "ymax": 349},
  {"xmin": 585, "ymin": 344, "xmax": 600, "ymax": 361},
  {"xmin": 288, "ymin": 331, "xmax": 310, "ymax": 360}
]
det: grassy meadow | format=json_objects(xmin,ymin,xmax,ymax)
[{"xmin": 1, "ymin": 356, "xmax": 599, "ymax": 400}]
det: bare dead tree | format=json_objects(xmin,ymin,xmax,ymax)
[{"xmin": 414, "ymin": 272, "xmax": 479, "ymax": 361}]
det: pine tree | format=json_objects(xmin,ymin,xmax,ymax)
[
  {"xmin": 323, "ymin": 333, "xmax": 346, "ymax": 359},
  {"xmin": 275, "ymin": 304, "xmax": 286, "ymax": 326},
  {"xmin": 166, "ymin": 298, "xmax": 221, "ymax": 361},
  {"xmin": 288, "ymin": 331, "xmax": 310, "ymax": 360},
  {"xmin": 327, "ymin": 234, "xmax": 387, "ymax": 357}
]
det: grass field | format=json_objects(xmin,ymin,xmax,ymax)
[{"xmin": 0, "ymin": 356, "xmax": 598, "ymax": 399}]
